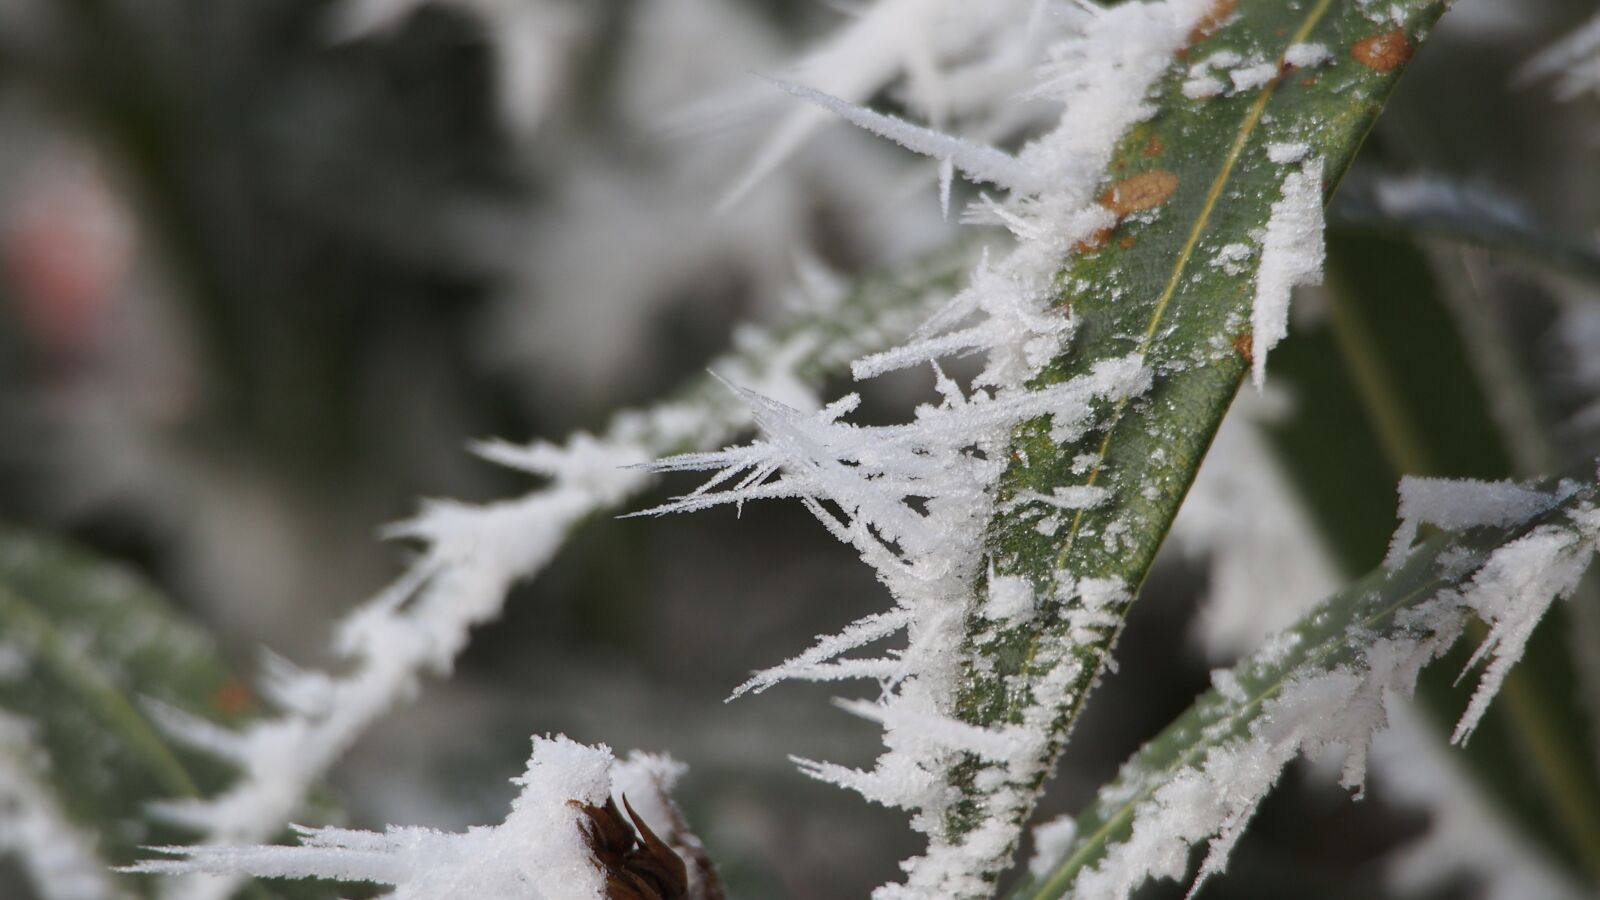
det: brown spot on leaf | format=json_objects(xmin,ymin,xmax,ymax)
[
  {"xmin": 1119, "ymin": 235, "xmax": 1136, "ymax": 249},
  {"xmin": 1351, "ymin": 29, "xmax": 1413, "ymax": 72},
  {"xmin": 1143, "ymin": 135, "xmax": 1164, "ymax": 158},
  {"xmin": 1301, "ymin": 76, "xmax": 1319, "ymax": 87},
  {"xmin": 1075, "ymin": 226, "xmax": 1114, "ymax": 254},
  {"xmin": 1098, "ymin": 170, "xmax": 1180, "ymax": 217},
  {"xmin": 1187, "ymin": 0, "xmax": 1238, "ymax": 44},
  {"xmin": 214, "ymin": 679, "xmax": 256, "ymax": 715},
  {"xmin": 1233, "ymin": 332, "xmax": 1253, "ymax": 364}
]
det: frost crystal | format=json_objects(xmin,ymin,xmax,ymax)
[
  {"xmin": 1265, "ymin": 142, "xmax": 1309, "ymax": 165},
  {"xmin": 1027, "ymin": 814, "xmax": 1079, "ymax": 880},
  {"xmin": 1250, "ymin": 157, "xmax": 1325, "ymax": 389},
  {"xmin": 720, "ymin": 0, "xmax": 1093, "ymax": 208},
  {"xmin": 1450, "ymin": 517, "xmax": 1598, "ymax": 742},
  {"xmin": 1283, "ymin": 42, "xmax": 1333, "ymax": 68},
  {"xmin": 1384, "ymin": 474, "xmax": 1562, "ymax": 568},
  {"xmin": 1182, "ymin": 74, "xmax": 1225, "ymax": 99},
  {"xmin": 1228, "ymin": 62, "xmax": 1279, "ymax": 92}
]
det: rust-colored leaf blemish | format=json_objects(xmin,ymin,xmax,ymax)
[
  {"xmin": 1075, "ymin": 226, "xmax": 1115, "ymax": 254},
  {"xmin": 214, "ymin": 678, "xmax": 256, "ymax": 715},
  {"xmin": 1142, "ymin": 135, "xmax": 1164, "ymax": 158},
  {"xmin": 1098, "ymin": 170, "xmax": 1180, "ymax": 217},
  {"xmin": 1119, "ymin": 235, "xmax": 1136, "ymax": 250},
  {"xmin": 1187, "ymin": 0, "xmax": 1238, "ymax": 44},
  {"xmin": 1233, "ymin": 332, "xmax": 1253, "ymax": 364},
  {"xmin": 1351, "ymin": 29, "xmax": 1413, "ymax": 72},
  {"xmin": 1301, "ymin": 76, "xmax": 1319, "ymax": 87}
]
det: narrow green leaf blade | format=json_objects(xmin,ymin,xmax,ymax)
[
  {"xmin": 1012, "ymin": 472, "xmax": 1600, "ymax": 899},
  {"xmin": 0, "ymin": 529, "xmax": 301, "ymax": 898},
  {"xmin": 947, "ymin": 0, "xmax": 1452, "ymax": 877},
  {"xmin": 1266, "ymin": 230, "xmax": 1600, "ymax": 881}
]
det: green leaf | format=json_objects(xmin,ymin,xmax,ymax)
[
  {"xmin": 1010, "ymin": 471, "xmax": 1600, "ymax": 899},
  {"xmin": 0, "ymin": 528, "xmax": 304, "ymax": 899},
  {"xmin": 945, "ymin": 0, "xmax": 1451, "ymax": 882}
]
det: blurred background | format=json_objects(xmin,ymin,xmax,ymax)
[{"xmin": 0, "ymin": 0, "xmax": 1598, "ymax": 897}]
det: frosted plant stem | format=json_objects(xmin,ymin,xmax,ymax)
[{"xmin": 150, "ymin": 250, "xmax": 964, "ymax": 900}]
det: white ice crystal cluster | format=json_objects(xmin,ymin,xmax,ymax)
[
  {"xmin": 131, "ymin": 735, "xmax": 655, "ymax": 900},
  {"xmin": 643, "ymin": 1, "xmax": 1249, "ymax": 895},
  {"xmin": 1058, "ymin": 475, "xmax": 1600, "ymax": 900},
  {"xmin": 1251, "ymin": 156, "xmax": 1325, "ymax": 389}
]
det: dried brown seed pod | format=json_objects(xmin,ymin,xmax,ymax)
[{"xmin": 573, "ymin": 796, "xmax": 696, "ymax": 900}]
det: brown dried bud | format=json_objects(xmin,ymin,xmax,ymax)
[{"xmin": 574, "ymin": 795, "xmax": 722, "ymax": 900}]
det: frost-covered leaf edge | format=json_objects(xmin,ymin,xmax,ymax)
[
  {"xmin": 1012, "ymin": 472, "xmax": 1600, "ymax": 900},
  {"xmin": 0, "ymin": 527, "xmax": 314, "ymax": 899}
]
